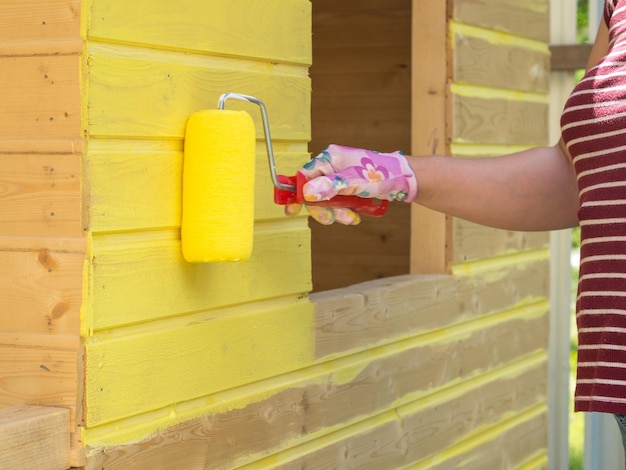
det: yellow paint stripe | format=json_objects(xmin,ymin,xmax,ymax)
[
  {"xmin": 516, "ymin": 452, "xmax": 549, "ymax": 470},
  {"xmin": 451, "ymin": 142, "xmax": 533, "ymax": 157},
  {"xmin": 452, "ymin": 248, "xmax": 550, "ymax": 277},
  {"xmin": 450, "ymin": 21, "xmax": 550, "ymax": 53},
  {"xmin": 451, "ymin": 82, "xmax": 548, "ymax": 104}
]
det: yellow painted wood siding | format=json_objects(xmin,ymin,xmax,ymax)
[
  {"xmin": 85, "ymin": 1, "xmax": 552, "ymax": 469},
  {"xmin": 80, "ymin": 0, "xmax": 314, "ymax": 447}
]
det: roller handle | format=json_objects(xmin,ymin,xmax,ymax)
[{"xmin": 274, "ymin": 172, "xmax": 389, "ymax": 217}]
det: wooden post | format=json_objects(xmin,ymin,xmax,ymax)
[
  {"xmin": 410, "ymin": 0, "xmax": 452, "ymax": 274},
  {"xmin": 0, "ymin": 405, "xmax": 70, "ymax": 470}
]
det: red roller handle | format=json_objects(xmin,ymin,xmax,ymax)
[{"xmin": 274, "ymin": 172, "xmax": 388, "ymax": 217}]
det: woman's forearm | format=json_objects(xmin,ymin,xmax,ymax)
[{"xmin": 406, "ymin": 144, "xmax": 580, "ymax": 231}]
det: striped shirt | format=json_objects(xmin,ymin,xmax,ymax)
[{"xmin": 561, "ymin": 0, "xmax": 626, "ymax": 413}]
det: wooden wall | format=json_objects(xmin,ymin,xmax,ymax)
[
  {"xmin": 309, "ymin": 0, "xmax": 412, "ymax": 291},
  {"xmin": 0, "ymin": 0, "xmax": 85, "ymax": 466},
  {"xmin": 0, "ymin": 0, "xmax": 552, "ymax": 468}
]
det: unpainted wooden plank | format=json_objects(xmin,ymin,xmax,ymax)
[
  {"xmin": 411, "ymin": 0, "xmax": 452, "ymax": 274},
  {"xmin": 0, "ymin": 248, "xmax": 83, "ymax": 335},
  {"xmin": 421, "ymin": 411, "xmax": 547, "ymax": 469},
  {"xmin": 0, "ymin": 154, "xmax": 82, "ymax": 237},
  {"xmin": 452, "ymin": 95, "xmax": 549, "ymax": 145},
  {"xmin": 88, "ymin": 0, "xmax": 311, "ymax": 65},
  {"xmin": 453, "ymin": 219, "xmax": 549, "ymax": 262},
  {"xmin": 0, "ymin": 341, "xmax": 78, "ymax": 424},
  {"xmin": 85, "ymin": 339, "xmax": 546, "ymax": 469},
  {"xmin": 86, "ymin": 223, "xmax": 311, "ymax": 331},
  {"xmin": 0, "ymin": 405, "xmax": 70, "ymax": 470},
  {"xmin": 312, "ymin": 260, "xmax": 549, "ymax": 359},
  {"xmin": 86, "ymin": 142, "xmax": 308, "ymax": 233},
  {"xmin": 0, "ymin": 55, "xmax": 80, "ymax": 141},
  {"xmin": 452, "ymin": 0, "xmax": 550, "ymax": 42},
  {"xmin": 0, "ymin": 0, "xmax": 80, "ymax": 43},
  {"xmin": 453, "ymin": 34, "xmax": 550, "ymax": 92},
  {"xmin": 86, "ymin": 47, "xmax": 310, "ymax": 141}
]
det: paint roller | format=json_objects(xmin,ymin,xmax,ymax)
[{"xmin": 181, "ymin": 92, "xmax": 388, "ymax": 263}]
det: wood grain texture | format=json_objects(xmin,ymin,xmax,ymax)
[
  {"xmin": 0, "ymin": 0, "xmax": 82, "ymax": 44},
  {"xmin": 310, "ymin": 203, "xmax": 410, "ymax": 292},
  {"xmin": 414, "ymin": 410, "xmax": 547, "ymax": 469},
  {"xmin": 0, "ymin": 154, "xmax": 81, "ymax": 237},
  {"xmin": 452, "ymin": 95, "xmax": 549, "ymax": 145},
  {"xmin": 85, "ymin": 298, "xmax": 314, "ymax": 427},
  {"xmin": 411, "ymin": 0, "xmax": 452, "ymax": 274},
  {"xmin": 312, "ymin": 260, "xmax": 549, "ymax": 359},
  {"xmin": 86, "ymin": 321, "xmax": 547, "ymax": 468},
  {"xmin": 0, "ymin": 247, "xmax": 83, "ymax": 335},
  {"xmin": 309, "ymin": 0, "xmax": 412, "ymax": 290},
  {"xmin": 0, "ymin": 337, "xmax": 78, "ymax": 425},
  {"xmin": 0, "ymin": 55, "xmax": 80, "ymax": 142},
  {"xmin": 87, "ymin": 0, "xmax": 311, "ymax": 65},
  {"xmin": 454, "ymin": 219, "xmax": 549, "ymax": 262},
  {"xmin": 452, "ymin": 0, "xmax": 550, "ymax": 42},
  {"xmin": 85, "ymin": 141, "xmax": 308, "ymax": 233},
  {"xmin": 0, "ymin": 405, "xmax": 70, "ymax": 470},
  {"xmin": 85, "ymin": 223, "xmax": 311, "ymax": 331},
  {"xmin": 86, "ymin": 45, "xmax": 310, "ymax": 141},
  {"xmin": 453, "ymin": 34, "xmax": 550, "ymax": 92}
]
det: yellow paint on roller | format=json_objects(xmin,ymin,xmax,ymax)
[{"xmin": 181, "ymin": 109, "xmax": 256, "ymax": 262}]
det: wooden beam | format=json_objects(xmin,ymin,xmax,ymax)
[
  {"xmin": 410, "ymin": 0, "xmax": 452, "ymax": 274},
  {"xmin": 550, "ymin": 44, "xmax": 593, "ymax": 71},
  {"xmin": 0, "ymin": 405, "xmax": 70, "ymax": 470}
]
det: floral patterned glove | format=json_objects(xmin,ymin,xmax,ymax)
[{"xmin": 285, "ymin": 144, "xmax": 418, "ymax": 225}]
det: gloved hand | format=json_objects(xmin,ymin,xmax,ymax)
[{"xmin": 285, "ymin": 144, "xmax": 418, "ymax": 225}]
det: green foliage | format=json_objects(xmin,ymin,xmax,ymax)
[{"xmin": 577, "ymin": 0, "xmax": 589, "ymax": 42}]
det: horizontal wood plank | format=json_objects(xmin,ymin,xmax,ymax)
[
  {"xmin": 85, "ymin": 298, "xmax": 314, "ymax": 426},
  {"xmin": 86, "ymin": 46, "xmax": 310, "ymax": 141},
  {"xmin": 86, "ymin": 142, "xmax": 308, "ymax": 233},
  {"xmin": 0, "ymin": 340, "xmax": 78, "ymax": 426},
  {"xmin": 0, "ymin": 154, "xmax": 82, "ymax": 237},
  {"xmin": 312, "ymin": 261, "xmax": 549, "ymax": 359},
  {"xmin": 421, "ymin": 410, "xmax": 547, "ymax": 469},
  {"xmin": 452, "ymin": 95, "xmax": 549, "ymax": 145},
  {"xmin": 452, "ymin": 0, "xmax": 550, "ymax": 42},
  {"xmin": 550, "ymin": 44, "xmax": 593, "ymax": 71},
  {"xmin": 453, "ymin": 34, "xmax": 550, "ymax": 92},
  {"xmin": 86, "ymin": 223, "xmax": 311, "ymax": 330},
  {"xmin": 0, "ymin": 0, "xmax": 80, "ymax": 43},
  {"xmin": 0, "ymin": 248, "xmax": 83, "ymax": 335},
  {"xmin": 85, "ymin": 312, "xmax": 547, "ymax": 467},
  {"xmin": 310, "ymin": 203, "xmax": 410, "ymax": 292},
  {"xmin": 0, "ymin": 55, "xmax": 80, "ymax": 141},
  {"xmin": 87, "ymin": 0, "xmax": 311, "ymax": 65},
  {"xmin": 0, "ymin": 405, "xmax": 70, "ymax": 470},
  {"xmin": 453, "ymin": 219, "xmax": 549, "ymax": 262}
]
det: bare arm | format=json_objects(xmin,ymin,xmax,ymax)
[
  {"xmin": 405, "ymin": 20, "xmax": 612, "ymax": 232},
  {"xmin": 407, "ymin": 144, "xmax": 579, "ymax": 232}
]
